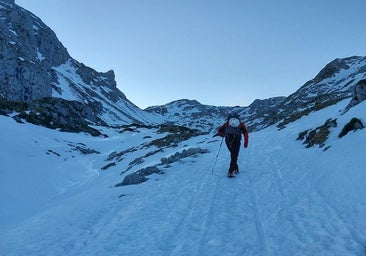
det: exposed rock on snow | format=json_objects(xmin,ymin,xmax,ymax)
[
  {"xmin": 148, "ymin": 125, "xmax": 204, "ymax": 148},
  {"xmin": 117, "ymin": 147, "xmax": 209, "ymax": 186},
  {"xmin": 338, "ymin": 118, "xmax": 364, "ymax": 138},
  {"xmin": 116, "ymin": 166, "xmax": 162, "ymax": 186},
  {"xmin": 297, "ymin": 118, "xmax": 337, "ymax": 149},
  {"xmin": 0, "ymin": 97, "xmax": 104, "ymax": 136},
  {"xmin": 345, "ymin": 79, "xmax": 366, "ymax": 111},
  {"xmin": 161, "ymin": 147, "xmax": 209, "ymax": 165},
  {"xmin": 101, "ymin": 162, "xmax": 116, "ymax": 171}
]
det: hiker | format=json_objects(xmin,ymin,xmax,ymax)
[{"xmin": 215, "ymin": 115, "xmax": 249, "ymax": 177}]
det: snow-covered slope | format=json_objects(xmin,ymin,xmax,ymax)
[
  {"xmin": 51, "ymin": 59, "xmax": 158, "ymax": 125},
  {"xmin": 1, "ymin": 97, "xmax": 365, "ymax": 256}
]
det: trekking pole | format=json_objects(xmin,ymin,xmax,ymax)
[
  {"xmin": 211, "ymin": 136, "xmax": 224, "ymax": 173},
  {"xmin": 245, "ymin": 146, "xmax": 250, "ymax": 172}
]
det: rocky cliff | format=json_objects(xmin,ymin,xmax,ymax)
[
  {"xmin": 0, "ymin": 0, "xmax": 155, "ymax": 130},
  {"xmin": 0, "ymin": 0, "xmax": 69, "ymax": 101}
]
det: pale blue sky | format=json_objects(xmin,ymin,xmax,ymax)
[{"xmin": 16, "ymin": 0, "xmax": 366, "ymax": 109}]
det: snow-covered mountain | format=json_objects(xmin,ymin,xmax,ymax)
[
  {"xmin": 2, "ymin": 0, "xmax": 366, "ymax": 135},
  {"xmin": 145, "ymin": 97, "xmax": 286, "ymax": 132},
  {"xmin": 147, "ymin": 56, "xmax": 366, "ymax": 132},
  {"xmin": 275, "ymin": 56, "xmax": 366, "ymax": 129},
  {"xmin": 0, "ymin": 0, "xmax": 156, "ymax": 127}
]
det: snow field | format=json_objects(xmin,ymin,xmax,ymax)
[{"xmin": 1, "ymin": 99, "xmax": 365, "ymax": 255}]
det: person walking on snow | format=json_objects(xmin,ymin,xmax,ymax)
[{"xmin": 215, "ymin": 114, "xmax": 249, "ymax": 178}]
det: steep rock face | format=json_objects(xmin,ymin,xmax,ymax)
[
  {"xmin": 0, "ymin": 1, "xmax": 156, "ymax": 126},
  {"xmin": 0, "ymin": 0, "xmax": 69, "ymax": 101}
]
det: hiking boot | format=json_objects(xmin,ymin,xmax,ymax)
[{"xmin": 228, "ymin": 170, "xmax": 234, "ymax": 177}]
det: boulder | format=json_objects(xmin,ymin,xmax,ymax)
[
  {"xmin": 338, "ymin": 118, "xmax": 364, "ymax": 138},
  {"xmin": 116, "ymin": 166, "xmax": 161, "ymax": 186},
  {"xmin": 345, "ymin": 79, "xmax": 366, "ymax": 111}
]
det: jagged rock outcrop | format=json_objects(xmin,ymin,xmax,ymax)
[{"xmin": 345, "ymin": 79, "xmax": 366, "ymax": 111}]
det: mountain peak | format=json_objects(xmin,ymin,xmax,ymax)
[
  {"xmin": 0, "ymin": 2, "xmax": 156, "ymax": 127},
  {"xmin": 313, "ymin": 56, "xmax": 366, "ymax": 84}
]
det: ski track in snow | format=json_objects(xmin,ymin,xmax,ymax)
[
  {"xmin": 164, "ymin": 162, "xmax": 260, "ymax": 256},
  {"xmin": 246, "ymin": 131, "xmax": 364, "ymax": 256}
]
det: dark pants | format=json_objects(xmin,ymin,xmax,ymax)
[{"xmin": 225, "ymin": 134, "xmax": 241, "ymax": 172}]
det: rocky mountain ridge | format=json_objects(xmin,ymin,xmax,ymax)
[
  {"xmin": 147, "ymin": 56, "xmax": 366, "ymax": 132},
  {"xmin": 146, "ymin": 96, "xmax": 286, "ymax": 132},
  {"xmin": 275, "ymin": 56, "xmax": 366, "ymax": 129},
  {"xmin": 0, "ymin": 0, "xmax": 154, "ymax": 131}
]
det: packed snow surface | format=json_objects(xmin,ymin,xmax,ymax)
[{"xmin": 0, "ymin": 99, "xmax": 365, "ymax": 256}]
